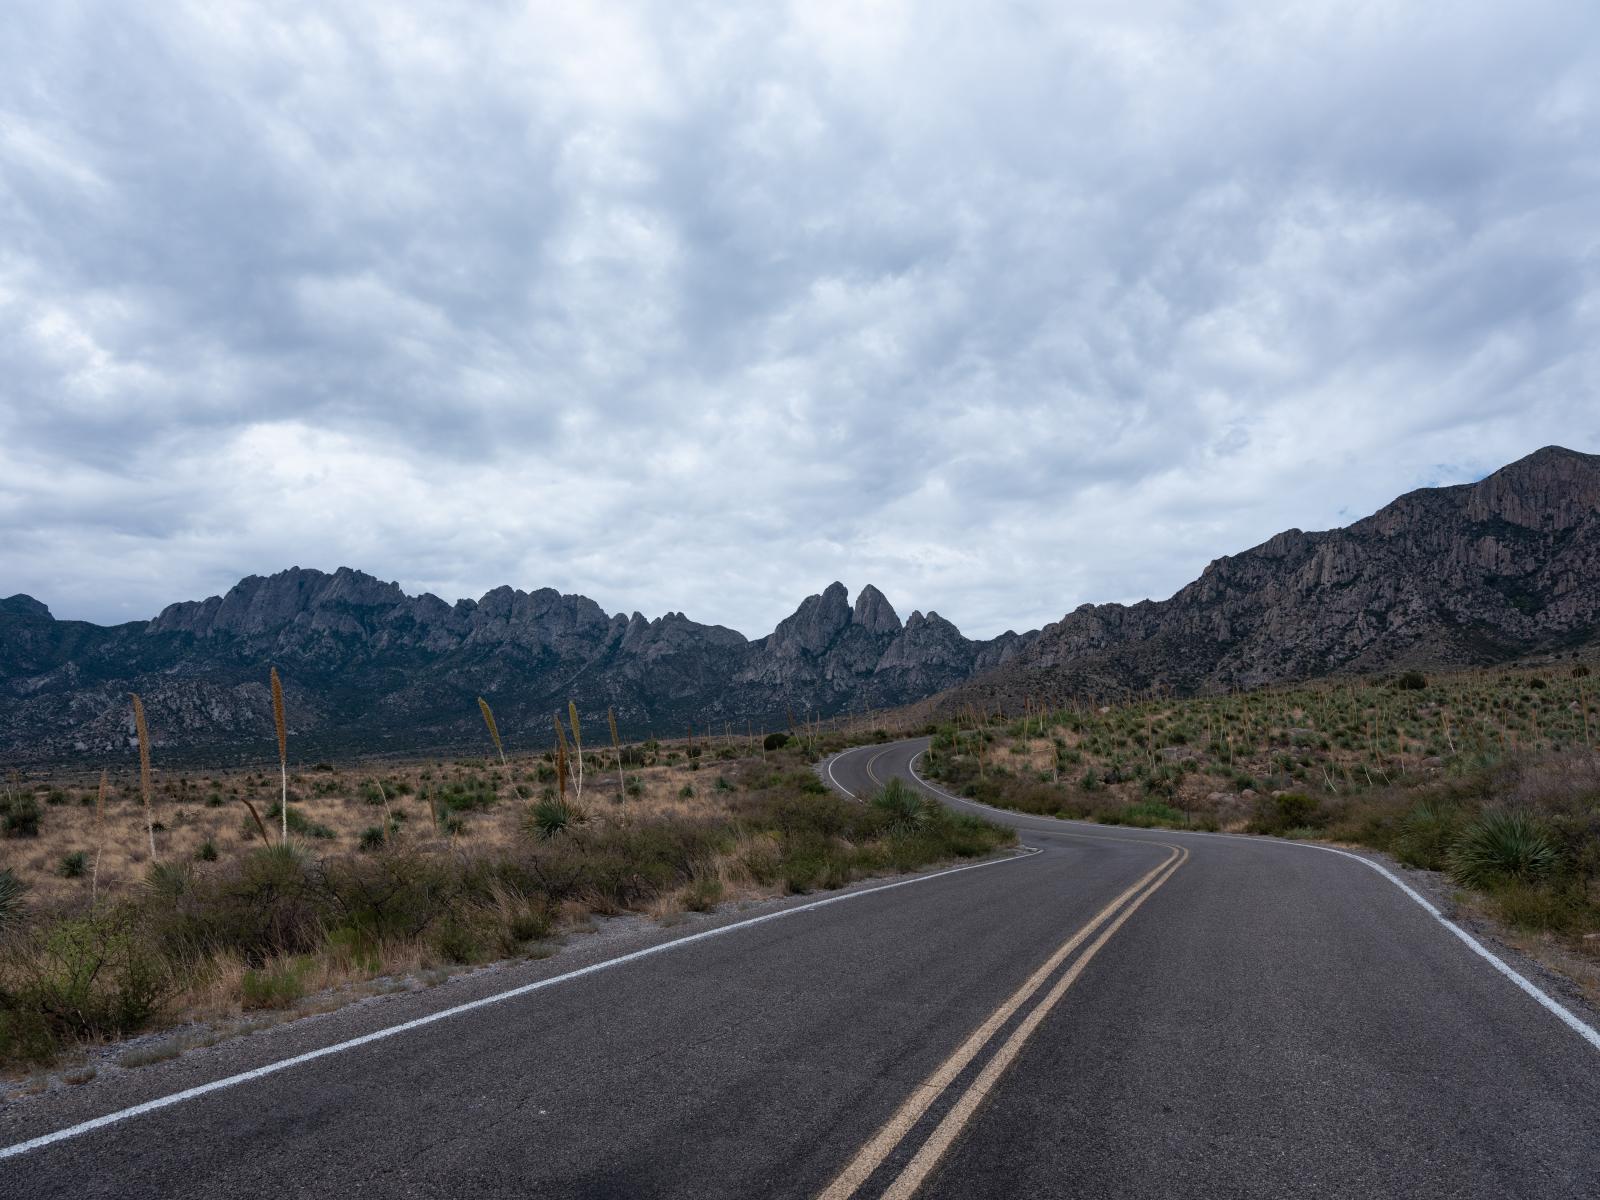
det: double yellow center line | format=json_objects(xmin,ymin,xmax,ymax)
[{"xmin": 818, "ymin": 840, "xmax": 1189, "ymax": 1200}]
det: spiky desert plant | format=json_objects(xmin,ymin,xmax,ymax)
[
  {"xmin": 271, "ymin": 667, "xmax": 289, "ymax": 843},
  {"xmin": 131, "ymin": 693, "xmax": 156, "ymax": 859},
  {"xmin": 479, "ymin": 697, "xmax": 507, "ymax": 767},
  {"xmin": 872, "ymin": 778, "xmax": 931, "ymax": 836},
  {"xmin": 1448, "ymin": 810, "xmax": 1558, "ymax": 888},
  {"xmin": 568, "ymin": 700, "xmax": 584, "ymax": 802},
  {"xmin": 92, "ymin": 769, "xmax": 107, "ymax": 905},
  {"xmin": 608, "ymin": 706, "xmax": 624, "ymax": 797}
]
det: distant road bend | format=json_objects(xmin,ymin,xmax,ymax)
[{"xmin": 4, "ymin": 738, "xmax": 1600, "ymax": 1198}]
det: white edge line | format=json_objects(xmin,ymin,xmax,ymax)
[
  {"xmin": 823, "ymin": 748, "xmax": 857, "ymax": 800},
  {"xmin": 906, "ymin": 746, "xmax": 1600, "ymax": 1054},
  {"xmin": 0, "ymin": 843, "xmax": 1036, "ymax": 1162}
]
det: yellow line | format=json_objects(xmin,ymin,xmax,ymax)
[
  {"xmin": 880, "ymin": 848, "xmax": 1188, "ymax": 1199},
  {"xmin": 864, "ymin": 747, "xmax": 893, "ymax": 789},
  {"xmin": 816, "ymin": 844, "xmax": 1183, "ymax": 1200}
]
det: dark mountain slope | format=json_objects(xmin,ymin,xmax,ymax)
[{"xmin": 940, "ymin": 445, "xmax": 1600, "ymax": 711}]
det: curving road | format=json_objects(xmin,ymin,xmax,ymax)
[{"xmin": 3, "ymin": 737, "xmax": 1599, "ymax": 1198}]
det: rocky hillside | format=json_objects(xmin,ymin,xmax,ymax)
[
  {"xmin": 0, "ymin": 576, "xmax": 1034, "ymax": 762},
  {"xmin": 941, "ymin": 445, "xmax": 1600, "ymax": 713}
]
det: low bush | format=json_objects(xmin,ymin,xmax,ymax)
[
  {"xmin": 1247, "ymin": 793, "xmax": 1322, "ymax": 836},
  {"xmin": 1392, "ymin": 803, "xmax": 1463, "ymax": 871},
  {"xmin": 3, "ymin": 793, "xmax": 42, "ymax": 837},
  {"xmin": 241, "ymin": 956, "xmax": 312, "ymax": 1009}
]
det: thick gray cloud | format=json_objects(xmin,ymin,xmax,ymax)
[{"xmin": 3, "ymin": 1, "xmax": 1598, "ymax": 638}]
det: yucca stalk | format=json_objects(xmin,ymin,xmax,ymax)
[
  {"xmin": 271, "ymin": 667, "xmax": 289, "ymax": 843},
  {"xmin": 131, "ymin": 693, "xmax": 156, "ymax": 859},
  {"xmin": 608, "ymin": 706, "xmax": 624, "ymax": 797},
  {"xmin": 553, "ymin": 714, "xmax": 570, "ymax": 799},
  {"xmin": 568, "ymin": 700, "xmax": 584, "ymax": 802},
  {"xmin": 239, "ymin": 796, "xmax": 271, "ymax": 844},
  {"xmin": 479, "ymin": 697, "xmax": 507, "ymax": 767},
  {"xmin": 92, "ymin": 769, "xmax": 107, "ymax": 906}
]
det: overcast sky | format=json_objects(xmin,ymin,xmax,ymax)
[{"xmin": 3, "ymin": 2, "xmax": 1598, "ymax": 639}]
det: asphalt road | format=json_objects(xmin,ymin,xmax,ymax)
[{"xmin": 4, "ymin": 737, "xmax": 1599, "ymax": 1198}]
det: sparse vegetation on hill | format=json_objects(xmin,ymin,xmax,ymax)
[{"xmin": 914, "ymin": 662, "xmax": 1600, "ymax": 995}]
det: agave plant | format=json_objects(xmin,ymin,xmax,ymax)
[
  {"xmin": 1448, "ymin": 809, "xmax": 1558, "ymax": 889},
  {"xmin": 872, "ymin": 778, "xmax": 931, "ymax": 837},
  {"xmin": 528, "ymin": 796, "xmax": 586, "ymax": 841}
]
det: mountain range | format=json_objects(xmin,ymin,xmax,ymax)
[
  {"xmin": 0, "ymin": 570, "xmax": 1032, "ymax": 761},
  {"xmin": 2, "ymin": 445, "xmax": 1597, "ymax": 762}
]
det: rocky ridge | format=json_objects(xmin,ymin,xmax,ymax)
[
  {"xmin": 939, "ymin": 445, "xmax": 1600, "ymax": 712},
  {"xmin": 0, "ymin": 576, "xmax": 1032, "ymax": 761}
]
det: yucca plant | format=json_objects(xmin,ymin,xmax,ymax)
[
  {"xmin": 568, "ymin": 700, "xmax": 584, "ymax": 802},
  {"xmin": 529, "ymin": 796, "xmax": 576, "ymax": 840},
  {"xmin": 271, "ymin": 667, "xmax": 289, "ymax": 843},
  {"xmin": 553, "ymin": 714, "xmax": 570, "ymax": 799},
  {"xmin": 1448, "ymin": 810, "xmax": 1558, "ymax": 889},
  {"xmin": 131, "ymin": 693, "xmax": 156, "ymax": 859},
  {"xmin": 872, "ymin": 778, "xmax": 931, "ymax": 837},
  {"xmin": 92, "ymin": 769, "xmax": 107, "ymax": 905},
  {"xmin": 608, "ymin": 706, "xmax": 625, "ymax": 798},
  {"xmin": 479, "ymin": 696, "xmax": 507, "ymax": 767}
]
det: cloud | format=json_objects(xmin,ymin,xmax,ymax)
[{"xmin": 2, "ymin": 0, "xmax": 1598, "ymax": 638}]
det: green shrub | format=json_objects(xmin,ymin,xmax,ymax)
[
  {"xmin": 1448, "ymin": 810, "xmax": 1558, "ymax": 888},
  {"xmin": 1248, "ymin": 792, "xmax": 1321, "ymax": 836},
  {"xmin": 1105, "ymin": 800, "xmax": 1186, "ymax": 828},
  {"xmin": 763, "ymin": 732, "xmax": 790, "ymax": 751},
  {"xmin": 59, "ymin": 852, "xmax": 88, "ymax": 879},
  {"xmin": 195, "ymin": 840, "xmax": 219, "ymax": 862},
  {"xmin": 1491, "ymin": 881, "xmax": 1591, "ymax": 934},
  {"xmin": 1395, "ymin": 671, "xmax": 1428, "ymax": 690},
  {"xmin": 683, "ymin": 871, "xmax": 724, "ymax": 912},
  {"xmin": 359, "ymin": 825, "xmax": 387, "ymax": 852},
  {"xmin": 3, "ymin": 792, "xmax": 42, "ymax": 837},
  {"xmin": 9, "ymin": 913, "xmax": 168, "ymax": 1040},
  {"xmin": 1393, "ymin": 803, "xmax": 1463, "ymax": 871},
  {"xmin": 262, "ymin": 803, "xmax": 335, "ymax": 840},
  {"xmin": 241, "ymin": 956, "xmax": 312, "ymax": 1009}
]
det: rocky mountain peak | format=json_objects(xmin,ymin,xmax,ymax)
[
  {"xmin": 1, "ymin": 595, "xmax": 51, "ymax": 620},
  {"xmin": 851, "ymin": 584, "xmax": 902, "ymax": 634},
  {"xmin": 769, "ymin": 582, "xmax": 853, "ymax": 656},
  {"xmin": 1463, "ymin": 444, "xmax": 1600, "ymax": 532}
]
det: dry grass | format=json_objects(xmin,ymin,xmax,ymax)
[{"xmin": 3, "ymin": 743, "xmax": 754, "ymax": 907}]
